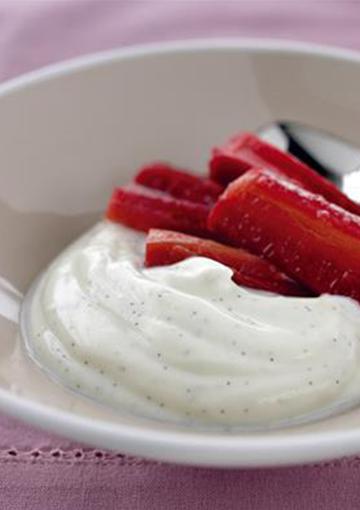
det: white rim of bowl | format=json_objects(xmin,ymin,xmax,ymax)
[{"xmin": 1, "ymin": 38, "xmax": 360, "ymax": 467}]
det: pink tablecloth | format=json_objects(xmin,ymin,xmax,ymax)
[{"xmin": 1, "ymin": 1, "xmax": 360, "ymax": 508}]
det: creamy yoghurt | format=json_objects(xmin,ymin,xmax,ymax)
[{"xmin": 25, "ymin": 221, "xmax": 360, "ymax": 427}]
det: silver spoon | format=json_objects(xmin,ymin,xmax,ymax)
[{"xmin": 258, "ymin": 122, "xmax": 360, "ymax": 202}]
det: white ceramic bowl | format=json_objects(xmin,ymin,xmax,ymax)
[{"xmin": 1, "ymin": 39, "xmax": 360, "ymax": 468}]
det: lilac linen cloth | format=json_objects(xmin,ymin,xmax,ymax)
[{"xmin": 1, "ymin": 1, "xmax": 360, "ymax": 509}]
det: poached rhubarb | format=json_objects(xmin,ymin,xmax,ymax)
[
  {"xmin": 135, "ymin": 162, "xmax": 223, "ymax": 205},
  {"xmin": 208, "ymin": 167, "xmax": 360, "ymax": 301},
  {"xmin": 106, "ymin": 183, "xmax": 210, "ymax": 236},
  {"xmin": 145, "ymin": 228, "xmax": 310, "ymax": 296},
  {"xmin": 209, "ymin": 132, "xmax": 360, "ymax": 216}
]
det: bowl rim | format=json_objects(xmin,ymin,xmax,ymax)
[
  {"xmin": 2, "ymin": 37, "xmax": 360, "ymax": 467},
  {"xmin": 2, "ymin": 37, "xmax": 360, "ymax": 99}
]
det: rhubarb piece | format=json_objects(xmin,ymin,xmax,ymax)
[
  {"xmin": 209, "ymin": 132, "xmax": 360, "ymax": 216},
  {"xmin": 135, "ymin": 162, "xmax": 223, "ymax": 205},
  {"xmin": 106, "ymin": 184, "xmax": 210, "ymax": 236},
  {"xmin": 208, "ymin": 167, "xmax": 360, "ymax": 301},
  {"xmin": 145, "ymin": 229, "xmax": 310, "ymax": 296}
]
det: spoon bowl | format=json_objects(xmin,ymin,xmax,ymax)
[{"xmin": 259, "ymin": 122, "xmax": 360, "ymax": 201}]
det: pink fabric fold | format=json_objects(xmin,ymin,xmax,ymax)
[{"xmin": 2, "ymin": 414, "xmax": 360, "ymax": 510}]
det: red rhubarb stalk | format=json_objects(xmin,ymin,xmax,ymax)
[
  {"xmin": 135, "ymin": 162, "xmax": 223, "ymax": 205},
  {"xmin": 209, "ymin": 132, "xmax": 360, "ymax": 216},
  {"xmin": 208, "ymin": 167, "xmax": 360, "ymax": 301},
  {"xmin": 145, "ymin": 228, "xmax": 310, "ymax": 297},
  {"xmin": 106, "ymin": 183, "xmax": 210, "ymax": 237}
]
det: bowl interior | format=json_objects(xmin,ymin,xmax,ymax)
[{"xmin": 1, "ymin": 41, "xmax": 360, "ymax": 466}]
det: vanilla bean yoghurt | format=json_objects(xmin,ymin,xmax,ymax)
[{"xmin": 25, "ymin": 221, "xmax": 360, "ymax": 427}]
